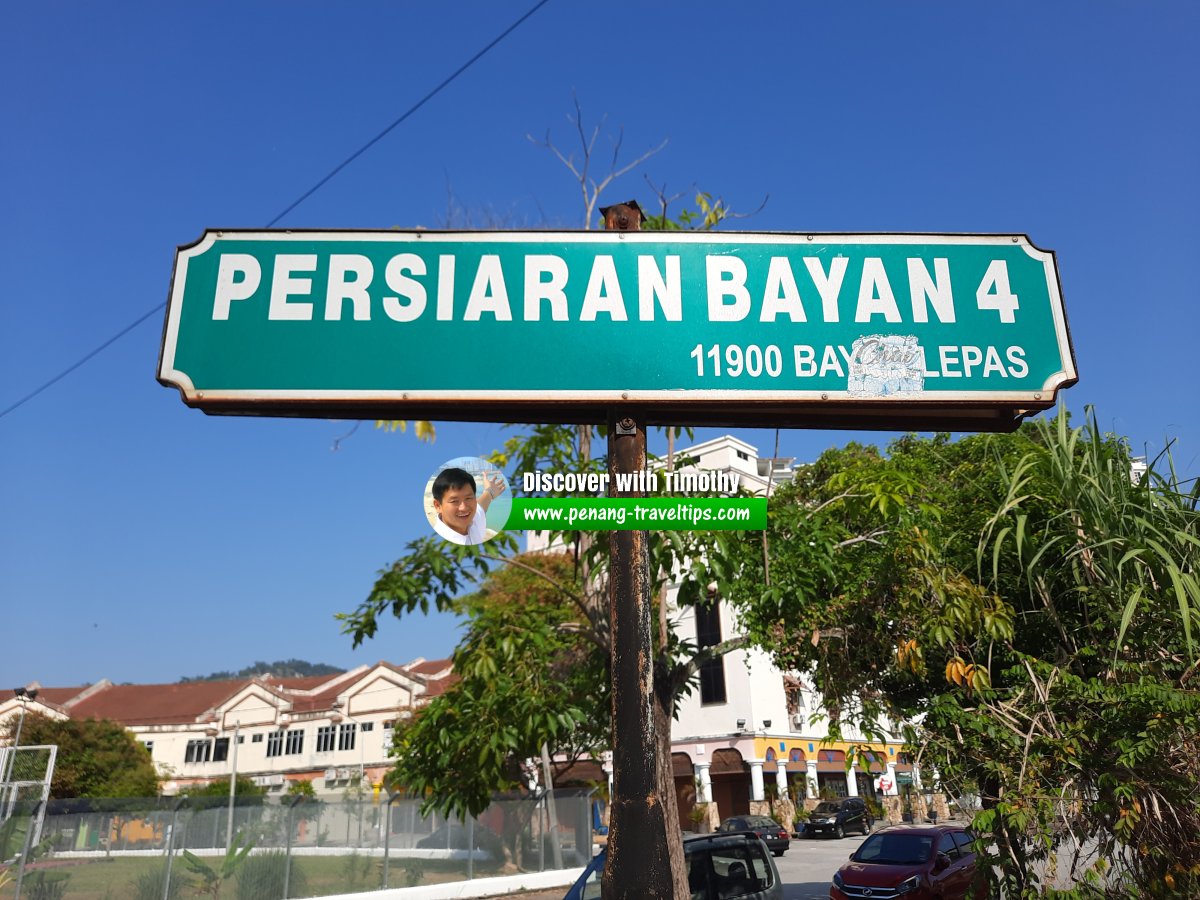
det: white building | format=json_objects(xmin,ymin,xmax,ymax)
[{"xmin": 1, "ymin": 659, "xmax": 452, "ymax": 798}]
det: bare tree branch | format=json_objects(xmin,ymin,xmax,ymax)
[
  {"xmin": 480, "ymin": 552, "xmax": 602, "ymax": 640},
  {"xmin": 720, "ymin": 194, "xmax": 770, "ymax": 221},
  {"xmin": 330, "ymin": 421, "xmax": 361, "ymax": 452},
  {"xmin": 677, "ymin": 634, "xmax": 751, "ymax": 685},
  {"xmin": 529, "ymin": 98, "xmax": 668, "ymax": 228},
  {"xmin": 834, "ymin": 530, "xmax": 888, "ymax": 550},
  {"xmin": 643, "ymin": 176, "xmax": 688, "ymax": 223}
]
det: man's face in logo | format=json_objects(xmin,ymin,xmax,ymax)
[{"xmin": 435, "ymin": 484, "xmax": 477, "ymax": 535}]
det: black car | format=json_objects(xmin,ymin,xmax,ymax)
[
  {"xmin": 804, "ymin": 797, "xmax": 872, "ymax": 839},
  {"xmin": 716, "ymin": 815, "xmax": 791, "ymax": 856},
  {"xmin": 564, "ymin": 830, "xmax": 783, "ymax": 899},
  {"xmin": 415, "ymin": 821, "xmax": 504, "ymax": 861}
]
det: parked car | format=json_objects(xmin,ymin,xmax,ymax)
[
  {"xmin": 564, "ymin": 830, "xmax": 783, "ymax": 899},
  {"xmin": 830, "ymin": 823, "xmax": 981, "ymax": 900},
  {"xmin": 415, "ymin": 821, "xmax": 504, "ymax": 862},
  {"xmin": 716, "ymin": 815, "xmax": 790, "ymax": 856},
  {"xmin": 804, "ymin": 797, "xmax": 872, "ymax": 839}
]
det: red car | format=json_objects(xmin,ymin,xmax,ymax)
[{"xmin": 830, "ymin": 823, "xmax": 983, "ymax": 899}]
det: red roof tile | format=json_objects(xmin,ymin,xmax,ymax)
[
  {"xmin": 422, "ymin": 673, "xmax": 459, "ymax": 698},
  {"xmin": 406, "ymin": 658, "xmax": 452, "ymax": 676},
  {"xmin": 19, "ymin": 659, "xmax": 452, "ymax": 727},
  {"xmin": 270, "ymin": 675, "xmax": 341, "ymax": 690},
  {"xmin": 69, "ymin": 680, "xmax": 250, "ymax": 726},
  {"xmin": 26, "ymin": 687, "xmax": 91, "ymax": 708},
  {"xmin": 289, "ymin": 686, "xmax": 345, "ymax": 714}
]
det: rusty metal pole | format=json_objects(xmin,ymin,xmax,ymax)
[{"xmin": 602, "ymin": 411, "xmax": 673, "ymax": 899}]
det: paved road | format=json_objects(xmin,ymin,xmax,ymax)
[{"xmin": 775, "ymin": 831, "xmax": 870, "ymax": 899}]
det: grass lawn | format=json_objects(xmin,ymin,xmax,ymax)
[{"xmin": 0, "ymin": 854, "xmax": 506, "ymax": 898}]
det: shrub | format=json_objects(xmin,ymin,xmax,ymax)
[
  {"xmin": 24, "ymin": 871, "xmax": 70, "ymax": 900},
  {"xmin": 404, "ymin": 857, "xmax": 426, "ymax": 887},
  {"xmin": 130, "ymin": 864, "xmax": 181, "ymax": 900},
  {"xmin": 236, "ymin": 851, "xmax": 306, "ymax": 900},
  {"xmin": 339, "ymin": 852, "xmax": 374, "ymax": 891}
]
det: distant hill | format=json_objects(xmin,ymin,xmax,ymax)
[{"xmin": 179, "ymin": 659, "xmax": 346, "ymax": 682}]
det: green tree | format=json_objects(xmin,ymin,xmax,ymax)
[
  {"xmin": 179, "ymin": 659, "xmax": 344, "ymax": 682},
  {"xmin": 284, "ymin": 778, "xmax": 316, "ymax": 801},
  {"xmin": 178, "ymin": 775, "xmax": 266, "ymax": 802},
  {"xmin": 342, "ymin": 418, "xmax": 770, "ymax": 900},
  {"xmin": 951, "ymin": 412, "xmax": 1199, "ymax": 898},
  {"xmin": 387, "ymin": 552, "xmax": 603, "ymax": 820},
  {"xmin": 704, "ymin": 410, "xmax": 1199, "ymax": 897},
  {"xmin": 3, "ymin": 714, "xmax": 159, "ymax": 798}
]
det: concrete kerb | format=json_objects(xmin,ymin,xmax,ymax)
[{"xmin": 315, "ymin": 866, "xmax": 584, "ymax": 900}]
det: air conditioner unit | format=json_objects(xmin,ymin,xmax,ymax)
[
  {"xmin": 268, "ymin": 774, "xmax": 285, "ymax": 787},
  {"xmin": 336, "ymin": 767, "xmax": 351, "ymax": 780},
  {"xmin": 324, "ymin": 769, "xmax": 337, "ymax": 781},
  {"xmin": 791, "ymin": 714, "xmax": 805, "ymax": 728}
]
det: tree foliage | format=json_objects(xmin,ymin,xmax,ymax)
[
  {"xmin": 3, "ymin": 713, "xmax": 159, "ymax": 798},
  {"xmin": 179, "ymin": 659, "xmax": 344, "ymax": 682},
  {"xmin": 386, "ymin": 552, "xmax": 605, "ymax": 820},
  {"xmin": 178, "ymin": 775, "xmax": 266, "ymax": 802},
  {"xmin": 703, "ymin": 409, "xmax": 1199, "ymax": 898}
]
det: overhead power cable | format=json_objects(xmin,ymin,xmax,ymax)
[{"xmin": 0, "ymin": 0, "xmax": 553, "ymax": 423}]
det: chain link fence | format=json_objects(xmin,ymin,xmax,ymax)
[
  {"xmin": 1, "ymin": 744, "xmax": 57, "ymax": 899},
  {"xmin": 0, "ymin": 788, "xmax": 595, "ymax": 899}
]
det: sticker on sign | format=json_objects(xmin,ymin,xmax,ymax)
[{"xmin": 158, "ymin": 230, "xmax": 1076, "ymax": 431}]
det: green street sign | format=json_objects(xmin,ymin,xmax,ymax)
[{"xmin": 159, "ymin": 230, "xmax": 1076, "ymax": 430}]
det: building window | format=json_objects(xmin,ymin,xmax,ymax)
[
  {"xmin": 266, "ymin": 730, "xmax": 285, "ymax": 758},
  {"xmin": 185, "ymin": 739, "xmax": 212, "ymax": 763},
  {"xmin": 142, "ymin": 741, "xmax": 154, "ymax": 753},
  {"xmin": 338, "ymin": 723, "xmax": 357, "ymax": 752},
  {"xmin": 383, "ymin": 720, "xmax": 393, "ymax": 730},
  {"xmin": 360, "ymin": 722, "xmax": 374, "ymax": 732},
  {"xmin": 285, "ymin": 729, "xmax": 304, "ymax": 755},
  {"xmin": 252, "ymin": 734, "xmax": 264, "ymax": 743},
  {"xmin": 817, "ymin": 772, "xmax": 849, "ymax": 797},
  {"xmin": 213, "ymin": 738, "xmax": 230, "ymax": 762},
  {"xmin": 317, "ymin": 725, "xmax": 336, "ymax": 753},
  {"xmin": 699, "ymin": 661, "xmax": 727, "ymax": 705},
  {"xmin": 695, "ymin": 600, "xmax": 727, "ymax": 705}
]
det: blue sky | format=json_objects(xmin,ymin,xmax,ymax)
[{"xmin": 2, "ymin": 2, "xmax": 1197, "ymax": 688}]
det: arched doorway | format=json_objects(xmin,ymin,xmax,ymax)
[
  {"xmin": 785, "ymin": 747, "xmax": 808, "ymax": 801},
  {"xmin": 710, "ymin": 748, "xmax": 749, "ymax": 821}
]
